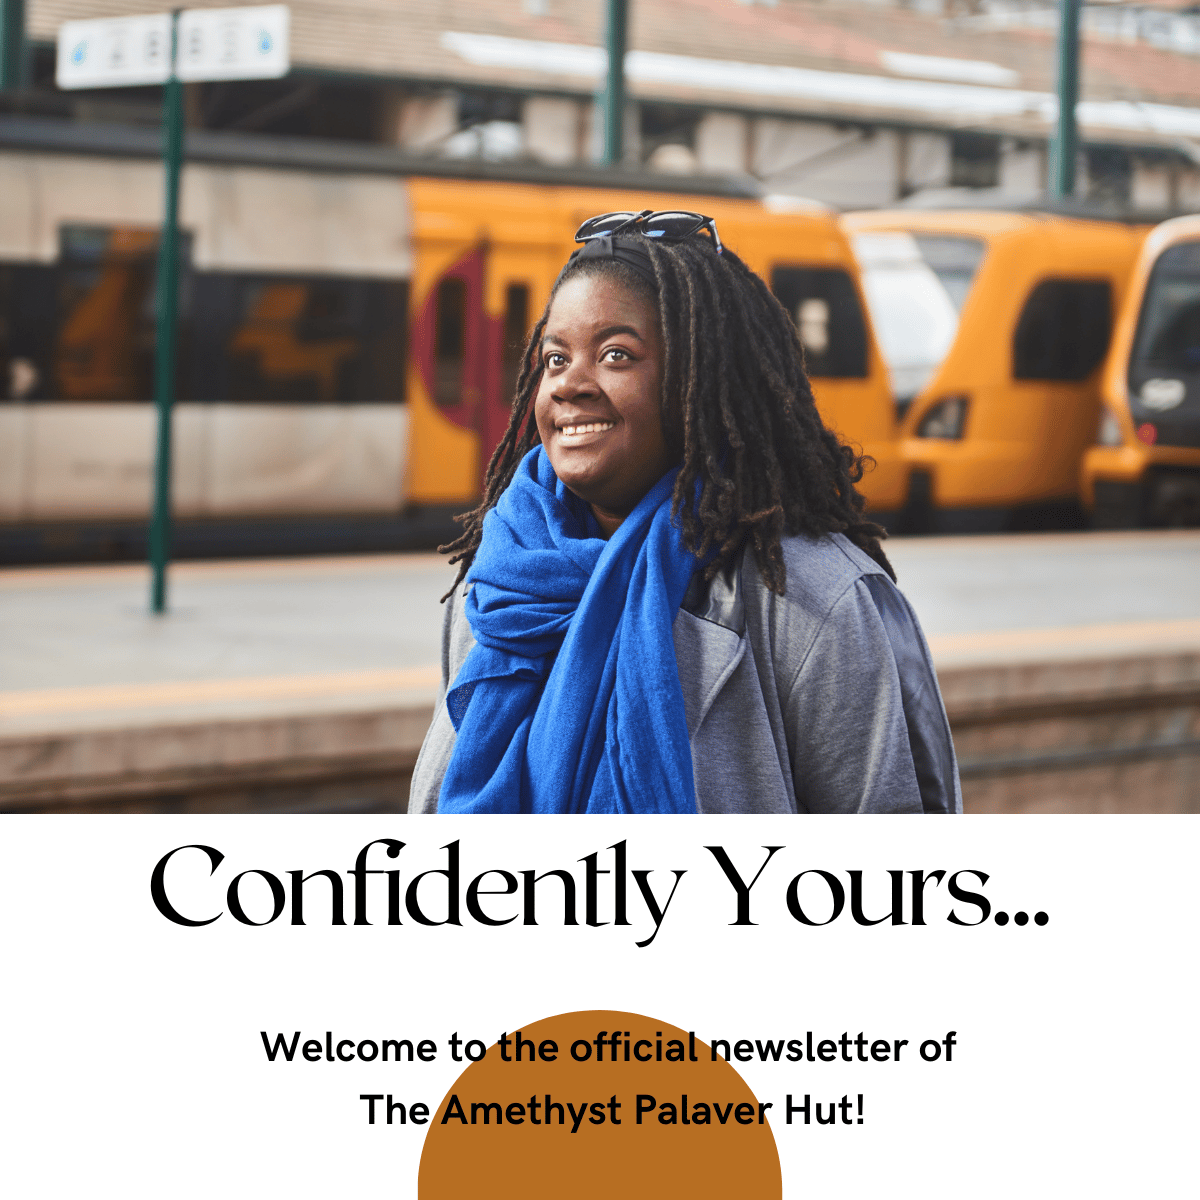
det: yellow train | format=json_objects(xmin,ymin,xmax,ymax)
[
  {"xmin": 843, "ymin": 209, "xmax": 1148, "ymax": 531},
  {"xmin": 404, "ymin": 179, "xmax": 906, "ymax": 511},
  {"xmin": 0, "ymin": 138, "xmax": 904, "ymax": 561},
  {"xmin": 1082, "ymin": 214, "xmax": 1200, "ymax": 526},
  {"xmin": 8, "ymin": 124, "xmax": 1177, "ymax": 559}
]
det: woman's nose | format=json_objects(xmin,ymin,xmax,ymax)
[{"xmin": 550, "ymin": 358, "xmax": 597, "ymax": 400}]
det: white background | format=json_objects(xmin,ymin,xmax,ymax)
[{"xmin": 1, "ymin": 816, "xmax": 1194, "ymax": 1197}]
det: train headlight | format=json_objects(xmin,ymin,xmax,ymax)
[
  {"xmin": 916, "ymin": 395, "xmax": 969, "ymax": 439},
  {"xmin": 1096, "ymin": 408, "xmax": 1123, "ymax": 447}
]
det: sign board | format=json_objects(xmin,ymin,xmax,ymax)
[
  {"xmin": 177, "ymin": 6, "xmax": 289, "ymax": 83},
  {"xmin": 56, "ymin": 5, "xmax": 289, "ymax": 89},
  {"xmin": 56, "ymin": 13, "xmax": 173, "ymax": 89}
]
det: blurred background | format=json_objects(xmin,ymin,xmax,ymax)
[{"xmin": 0, "ymin": 0, "xmax": 1197, "ymax": 813}]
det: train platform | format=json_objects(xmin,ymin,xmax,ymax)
[{"xmin": 2, "ymin": 530, "xmax": 1198, "ymax": 814}]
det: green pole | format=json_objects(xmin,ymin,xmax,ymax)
[
  {"xmin": 0, "ymin": 0, "xmax": 27, "ymax": 91},
  {"xmin": 149, "ymin": 13, "xmax": 183, "ymax": 614},
  {"xmin": 602, "ymin": 0, "xmax": 627, "ymax": 166},
  {"xmin": 1050, "ymin": 0, "xmax": 1081, "ymax": 199}
]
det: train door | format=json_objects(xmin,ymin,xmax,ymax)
[
  {"xmin": 1008, "ymin": 269, "xmax": 1116, "ymax": 502},
  {"xmin": 410, "ymin": 245, "xmax": 487, "ymax": 503},
  {"xmin": 408, "ymin": 240, "xmax": 537, "ymax": 502}
]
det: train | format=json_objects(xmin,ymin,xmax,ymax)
[
  {"xmin": 2, "ymin": 117, "xmax": 1196, "ymax": 565},
  {"xmin": 842, "ymin": 209, "xmax": 1149, "ymax": 532},
  {"xmin": 1082, "ymin": 214, "xmax": 1200, "ymax": 527},
  {"xmin": 0, "ymin": 120, "xmax": 904, "ymax": 563}
]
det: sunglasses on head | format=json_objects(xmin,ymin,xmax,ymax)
[{"xmin": 574, "ymin": 209, "xmax": 724, "ymax": 254}]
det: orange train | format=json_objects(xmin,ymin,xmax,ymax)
[
  {"xmin": 0, "ymin": 144, "xmax": 905, "ymax": 559},
  {"xmin": 1082, "ymin": 214, "xmax": 1200, "ymax": 526},
  {"xmin": 405, "ymin": 179, "xmax": 906, "ymax": 512},
  {"xmin": 842, "ymin": 209, "xmax": 1148, "ymax": 531}
]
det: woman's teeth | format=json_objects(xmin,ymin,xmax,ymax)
[{"xmin": 560, "ymin": 422, "xmax": 615, "ymax": 438}]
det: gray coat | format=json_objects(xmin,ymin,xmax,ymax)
[{"xmin": 409, "ymin": 532, "xmax": 961, "ymax": 814}]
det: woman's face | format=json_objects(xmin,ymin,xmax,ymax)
[{"xmin": 534, "ymin": 272, "xmax": 673, "ymax": 537}]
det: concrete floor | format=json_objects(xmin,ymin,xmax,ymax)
[
  {"xmin": 1, "ymin": 530, "xmax": 1198, "ymax": 734},
  {"xmin": 886, "ymin": 530, "xmax": 1200, "ymax": 634},
  {"xmin": 0, "ymin": 553, "xmax": 451, "ymax": 690}
]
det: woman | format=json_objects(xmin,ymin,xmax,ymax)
[{"xmin": 410, "ymin": 210, "xmax": 960, "ymax": 814}]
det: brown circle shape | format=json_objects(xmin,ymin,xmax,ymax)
[{"xmin": 420, "ymin": 1009, "xmax": 781, "ymax": 1198}]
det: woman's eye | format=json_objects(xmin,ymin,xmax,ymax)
[
  {"xmin": 545, "ymin": 352, "xmax": 566, "ymax": 369},
  {"xmin": 602, "ymin": 347, "xmax": 632, "ymax": 363}
]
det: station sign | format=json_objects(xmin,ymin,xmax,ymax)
[
  {"xmin": 55, "ymin": 13, "xmax": 173, "ymax": 89},
  {"xmin": 177, "ymin": 6, "xmax": 290, "ymax": 83},
  {"xmin": 56, "ymin": 5, "xmax": 289, "ymax": 89}
]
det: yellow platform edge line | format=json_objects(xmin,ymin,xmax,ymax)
[
  {"xmin": 927, "ymin": 618, "xmax": 1200, "ymax": 654},
  {"xmin": 3, "ymin": 618, "xmax": 1199, "ymax": 720},
  {"xmin": 0, "ymin": 666, "xmax": 443, "ymax": 717}
]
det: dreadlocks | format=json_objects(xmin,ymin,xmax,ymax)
[{"xmin": 441, "ymin": 235, "xmax": 895, "ymax": 598}]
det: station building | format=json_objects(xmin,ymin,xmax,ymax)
[{"xmin": 9, "ymin": 0, "xmax": 1200, "ymax": 211}]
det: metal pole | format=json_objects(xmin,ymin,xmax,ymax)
[
  {"xmin": 1050, "ymin": 0, "xmax": 1081, "ymax": 199},
  {"xmin": 149, "ymin": 12, "xmax": 183, "ymax": 613},
  {"xmin": 0, "ymin": 0, "xmax": 27, "ymax": 91},
  {"xmin": 602, "ymin": 0, "xmax": 627, "ymax": 166}
]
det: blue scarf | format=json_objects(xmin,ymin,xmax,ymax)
[{"xmin": 438, "ymin": 446, "xmax": 699, "ymax": 814}]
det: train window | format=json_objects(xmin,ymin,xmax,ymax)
[
  {"xmin": 1013, "ymin": 279, "xmax": 1111, "ymax": 381},
  {"xmin": 433, "ymin": 277, "xmax": 467, "ymax": 407},
  {"xmin": 227, "ymin": 281, "xmax": 359, "ymax": 403},
  {"xmin": 502, "ymin": 283, "xmax": 530, "ymax": 405},
  {"xmin": 770, "ymin": 267, "xmax": 868, "ymax": 378},
  {"xmin": 222, "ymin": 276, "xmax": 408, "ymax": 404},
  {"xmin": 852, "ymin": 232, "xmax": 984, "ymax": 408},
  {"xmin": 361, "ymin": 281, "xmax": 409, "ymax": 403},
  {"xmin": 911, "ymin": 235, "xmax": 985, "ymax": 312},
  {"xmin": 28, "ymin": 224, "xmax": 407, "ymax": 405},
  {"xmin": 1130, "ymin": 241, "xmax": 1200, "ymax": 376},
  {"xmin": 53, "ymin": 225, "xmax": 189, "ymax": 402},
  {"xmin": 0, "ymin": 264, "xmax": 56, "ymax": 400}
]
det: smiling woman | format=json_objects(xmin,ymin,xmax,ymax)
[
  {"xmin": 536, "ymin": 273, "xmax": 671, "ymax": 537},
  {"xmin": 409, "ymin": 211, "xmax": 960, "ymax": 814}
]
